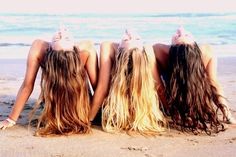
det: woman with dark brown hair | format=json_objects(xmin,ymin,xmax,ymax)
[
  {"xmin": 0, "ymin": 27, "xmax": 98, "ymax": 136},
  {"xmin": 153, "ymin": 27, "xmax": 235, "ymax": 135}
]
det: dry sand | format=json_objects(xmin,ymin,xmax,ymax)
[{"xmin": 0, "ymin": 57, "xmax": 236, "ymax": 157}]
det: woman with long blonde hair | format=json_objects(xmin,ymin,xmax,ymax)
[
  {"xmin": 90, "ymin": 30, "xmax": 166, "ymax": 135},
  {"xmin": 0, "ymin": 27, "xmax": 98, "ymax": 136}
]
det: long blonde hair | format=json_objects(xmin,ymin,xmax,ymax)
[
  {"xmin": 32, "ymin": 47, "xmax": 91, "ymax": 136},
  {"xmin": 102, "ymin": 46, "xmax": 166, "ymax": 135}
]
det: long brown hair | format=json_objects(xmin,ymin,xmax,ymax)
[
  {"xmin": 166, "ymin": 43, "xmax": 226, "ymax": 135},
  {"xmin": 102, "ymin": 46, "xmax": 166, "ymax": 136},
  {"xmin": 31, "ymin": 47, "xmax": 91, "ymax": 136}
]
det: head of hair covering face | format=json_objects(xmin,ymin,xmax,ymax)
[
  {"xmin": 119, "ymin": 29, "xmax": 143, "ymax": 50},
  {"xmin": 171, "ymin": 27, "xmax": 195, "ymax": 45}
]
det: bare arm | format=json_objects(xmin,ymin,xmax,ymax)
[
  {"xmin": 89, "ymin": 41, "xmax": 116, "ymax": 121},
  {"xmin": 203, "ymin": 46, "xmax": 225, "ymax": 104},
  {"xmin": 0, "ymin": 39, "xmax": 48, "ymax": 129},
  {"xmin": 76, "ymin": 40, "xmax": 98, "ymax": 89},
  {"xmin": 203, "ymin": 45, "xmax": 235, "ymax": 123},
  {"xmin": 152, "ymin": 44, "xmax": 169, "ymax": 111},
  {"xmin": 203, "ymin": 45, "xmax": 235, "ymax": 122}
]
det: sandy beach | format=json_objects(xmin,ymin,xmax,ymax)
[{"xmin": 0, "ymin": 56, "xmax": 236, "ymax": 157}]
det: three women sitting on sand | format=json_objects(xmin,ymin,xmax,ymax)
[{"xmin": 0, "ymin": 27, "xmax": 235, "ymax": 136}]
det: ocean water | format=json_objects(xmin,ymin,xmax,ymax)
[{"xmin": 0, "ymin": 12, "xmax": 236, "ymax": 58}]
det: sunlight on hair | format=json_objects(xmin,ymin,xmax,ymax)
[
  {"xmin": 30, "ymin": 47, "xmax": 91, "ymax": 136},
  {"xmin": 102, "ymin": 46, "xmax": 167, "ymax": 136}
]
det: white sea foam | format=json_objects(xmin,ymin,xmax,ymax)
[{"xmin": 0, "ymin": 13, "xmax": 236, "ymax": 59}]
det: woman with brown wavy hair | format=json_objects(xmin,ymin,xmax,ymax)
[
  {"xmin": 0, "ymin": 27, "xmax": 98, "ymax": 136},
  {"xmin": 153, "ymin": 27, "xmax": 235, "ymax": 135},
  {"xmin": 89, "ymin": 30, "xmax": 166, "ymax": 135}
]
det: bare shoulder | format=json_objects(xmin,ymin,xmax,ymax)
[
  {"xmin": 152, "ymin": 43, "xmax": 170, "ymax": 55},
  {"xmin": 100, "ymin": 41, "xmax": 118, "ymax": 60},
  {"xmin": 144, "ymin": 44, "xmax": 153, "ymax": 51},
  {"xmin": 100, "ymin": 41, "xmax": 118, "ymax": 49},
  {"xmin": 31, "ymin": 39, "xmax": 49, "ymax": 52},
  {"xmin": 144, "ymin": 44, "xmax": 155, "ymax": 56},
  {"xmin": 200, "ymin": 44, "xmax": 213, "ymax": 54},
  {"xmin": 29, "ymin": 39, "xmax": 49, "ymax": 62},
  {"xmin": 199, "ymin": 44, "xmax": 214, "ymax": 60},
  {"xmin": 152, "ymin": 43, "xmax": 170, "ymax": 63},
  {"xmin": 75, "ymin": 40, "xmax": 95, "ymax": 53}
]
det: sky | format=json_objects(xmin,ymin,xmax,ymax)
[{"xmin": 0, "ymin": 0, "xmax": 235, "ymax": 14}]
